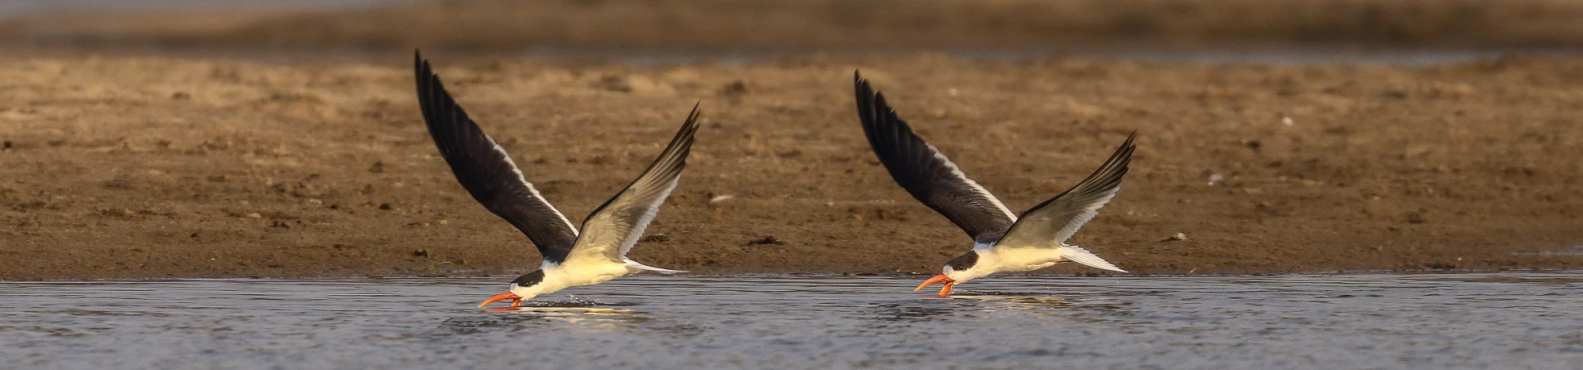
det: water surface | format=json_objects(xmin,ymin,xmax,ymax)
[{"xmin": 2, "ymin": 274, "xmax": 1579, "ymax": 369}]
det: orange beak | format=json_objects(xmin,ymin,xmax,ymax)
[
  {"xmin": 914, "ymin": 274, "xmax": 956, "ymax": 298},
  {"xmin": 478, "ymin": 291, "xmax": 522, "ymax": 309}
]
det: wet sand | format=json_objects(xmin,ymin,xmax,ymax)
[{"xmin": 1, "ymin": 52, "xmax": 1580, "ymax": 280}]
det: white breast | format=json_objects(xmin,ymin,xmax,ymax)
[
  {"xmin": 983, "ymin": 247, "xmax": 1063, "ymax": 273},
  {"xmin": 553, "ymin": 259, "xmax": 632, "ymax": 287}
]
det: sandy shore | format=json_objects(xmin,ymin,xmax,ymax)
[
  {"xmin": 1, "ymin": 0, "xmax": 1581, "ymax": 279},
  {"xmin": 0, "ymin": 51, "xmax": 1580, "ymax": 279}
]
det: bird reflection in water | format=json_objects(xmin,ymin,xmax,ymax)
[
  {"xmin": 435, "ymin": 300, "xmax": 650, "ymax": 335},
  {"xmin": 493, "ymin": 300, "xmax": 647, "ymax": 326},
  {"xmin": 958, "ymin": 292, "xmax": 1139, "ymax": 323},
  {"xmin": 952, "ymin": 292, "xmax": 1072, "ymax": 308},
  {"xmin": 869, "ymin": 302, "xmax": 957, "ymax": 322},
  {"xmin": 473, "ymin": 299, "xmax": 706, "ymax": 337}
]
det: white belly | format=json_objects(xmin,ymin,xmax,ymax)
[
  {"xmin": 555, "ymin": 259, "xmax": 631, "ymax": 287},
  {"xmin": 987, "ymin": 248, "xmax": 1063, "ymax": 273}
]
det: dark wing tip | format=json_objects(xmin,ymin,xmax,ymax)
[
  {"xmin": 850, "ymin": 73, "xmax": 926, "ymax": 174},
  {"xmin": 413, "ymin": 51, "xmax": 440, "ymax": 107},
  {"xmin": 1016, "ymin": 132, "xmax": 1138, "ymax": 218},
  {"xmin": 851, "ymin": 72, "xmax": 901, "ymax": 124},
  {"xmin": 414, "ymin": 50, "xmax": 432, "ymax": 81},
  {"xmin": 1118, "ymin": 131, "xmax": 1138, "ymax": 165},
  {"xmin": 413, "ymin": 52, "xmax": 435, "ymax": 124},
  {"xmin": 1093, "ymin": 132, "xmax": 1139, "ymax": 188},
  {"xmin": 576, "ymin": 104, "xmax": 702, "ymax": 229},
  {"xmin": 651, "ymin": 104, "xmax": 704, "ymax": 173},
  {"xmin": 853, "ymin": 71, "xmax": 873, "ymax": 110},
  {"xmin": 678, "ymin": 102, "xmax": 703, "ymax": 144}
]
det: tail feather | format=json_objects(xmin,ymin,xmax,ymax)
[
  {"xmin": 624, "ymin": 259, "xmax": 687, "ymax": 274},
  {"xmin": 1059, "ymin": 245, "xmax": 1127, "ymax": 273}
]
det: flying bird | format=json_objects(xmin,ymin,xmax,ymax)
[
  {"xmin": 853, "ymin": 71, "xmax": 1136, "ymax": 298},
  {"xmin": 415, "ymin": 52, "xmax": 699, "ymax": 308}
]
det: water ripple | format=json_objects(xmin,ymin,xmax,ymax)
[{"xmin": 0, "ymin": 273, "xmax": 1579, "ymax": 369}]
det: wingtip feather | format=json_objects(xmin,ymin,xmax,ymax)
[{"xmin": 1061, "ymin": 245, "xmax": 1127, "ymax": 273}]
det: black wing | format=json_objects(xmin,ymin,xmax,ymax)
[
  {"xmin": 854, "ymin": 71, "xmax": 1016, "ymax": 244},
  {"xmin": 415, "ymin": 51, "xmax": 580, "ymax": 264},
  {"xmin": 994, "ymin": 133, "xmax": 1136, "ymax": 250},
  {"xmin": 565, "ymin": 105, "xmax": 700, "ymax": 265}
]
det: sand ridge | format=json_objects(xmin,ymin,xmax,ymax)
[{"xmin": 1, "ymin": 53, "xmax": 1580, "ymax": 279}]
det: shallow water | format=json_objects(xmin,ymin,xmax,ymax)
[{"xmin": 2, "ymin": 274, "xmax": 1579, "ymax": 369}]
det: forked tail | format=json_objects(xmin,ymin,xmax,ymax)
[
  {"xmin": 624, "ymin": 258, "xmax": 687, "ymax": 274},
  {"xmin": 1059, "ymin": 245, "xmax": 1127, "ymax": 273}
]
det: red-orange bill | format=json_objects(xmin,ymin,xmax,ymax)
[
  {"xmin": 914, "ymin": 274, "xmax": 954, "ymax": 297},
  {"xmin": 478, "ymin": 291, "xmax": 520, "ymax": 308},
  {"xmin": 937, "ymin": 281, "xmax": 955, "ymax": 297}
]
